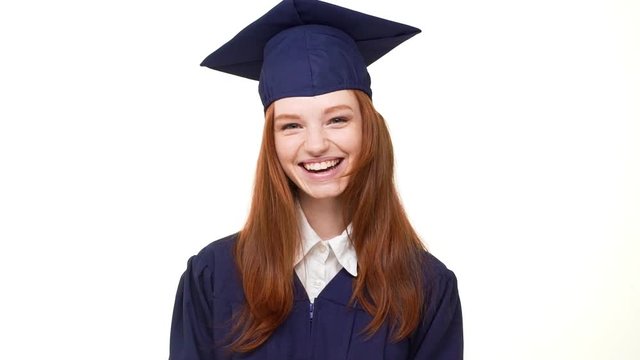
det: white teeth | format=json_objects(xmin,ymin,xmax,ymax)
[{"xmin": 303, "ymin": 159, "xmax": 340, "ymax": 171}]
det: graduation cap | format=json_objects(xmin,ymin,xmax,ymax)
[{"xmin": 201, "ymin": 0, "xmax": 421, "ymax": 108}]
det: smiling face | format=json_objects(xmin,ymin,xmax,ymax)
[{"xmin": 273, "ymin": 90, "xmax": 363, "ymax": 204}]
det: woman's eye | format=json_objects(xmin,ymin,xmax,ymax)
[
  {"xmin": 281, "ymin": 123, "xmax": 301, "ymax": 130},
  {"xmin": 329, "ymin": 117, "xmax": 347, "ymax": 124}
]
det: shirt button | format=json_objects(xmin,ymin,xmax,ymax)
[
  {"xmin": 318, "ymin": 245, "xmax": 327, "ymax": 253},
  {"xmin": 313, "ymin": 280, "xmax": 323, "ymax": 287}
]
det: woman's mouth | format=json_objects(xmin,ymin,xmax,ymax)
[{"xmin": 299, "ymin": 158, "xmax": 344, "ymax": 173}]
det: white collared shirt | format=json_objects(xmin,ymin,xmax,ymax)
[{"xmin": 293, "ymin": 203, "xmax": 358, "ymax": 303}]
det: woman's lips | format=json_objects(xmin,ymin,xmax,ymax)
[
  {"xmin": 300, "ymin": 158, "xmax": 343, "ymax": 172},
  {"xmin": 298, "ymin": 157, "xmax": 345, "ymax": 180}
]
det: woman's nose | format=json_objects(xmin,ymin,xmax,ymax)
[{"xmin": 304, "ymin": 128, "xmax": 329, "ymax": 155}]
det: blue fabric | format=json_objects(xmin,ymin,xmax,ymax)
[
  {"xmin": 169, "ymin": 234, "xmax": 463, "ymax": 359},
  {"xmin": 258, "ymin": 25, "xmax": 371, "ymax": 109},
  {"xmin": 200, "ymin": 0, "xmax": 421, "ymax": 108}
]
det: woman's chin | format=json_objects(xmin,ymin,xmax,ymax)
[{"xmin": 297, "ymin": 183, "xmax": 347, "ymax": 202}]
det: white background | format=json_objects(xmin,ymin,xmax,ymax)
[{"xmin": 1, "ymin": 0, "xmax": 638, "ymax": 359}]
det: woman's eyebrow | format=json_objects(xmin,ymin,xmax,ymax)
[
  {"xmin": 274, "ymin": 113, "xmax": 302, "ymax": 123},
  {"xmin": 274, "ymin": 105, "xmax": 352, "ymax": 122},
  {"xmin": 323, "ymin": 104, "xmax": 353, "ymax": 115}
]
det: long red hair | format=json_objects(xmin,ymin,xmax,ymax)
[{"xmin": 231, "ymin": 90, "xmax": 427, "ymax": 352}]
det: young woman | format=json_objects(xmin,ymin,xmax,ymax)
[{"xmin": 170, "ymin": 1, "xmax": 463, "ymax": 359}]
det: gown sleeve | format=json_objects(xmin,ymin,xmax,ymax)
[
  {"xmin": 170, "ymin": 254, "xmax": 216, "ymax": 360},
  {"xmin": 409, "ymin": 266, "xmax": 464, "ymax": 359}
]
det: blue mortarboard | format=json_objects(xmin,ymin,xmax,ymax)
[{"xmin": 201, "ymin": 0, "xmax": 421, "ymax": 109}]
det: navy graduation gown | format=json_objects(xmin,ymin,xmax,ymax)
[{"xmin": 170, "ymin": 234, "xmax": 463, "ymax": 359}]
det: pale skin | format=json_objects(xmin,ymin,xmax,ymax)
[{"xmin": 273, "ymin": 90, "xmax": 363, "ymax": 240}]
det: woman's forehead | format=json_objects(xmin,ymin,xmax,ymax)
[{"xmin": 273, "ymin": 90, "xmax": 358, "ymax": 116}]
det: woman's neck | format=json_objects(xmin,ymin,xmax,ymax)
[{"xmin": 298, "ymin": 195, "xmax": 346, "ymax": 240}]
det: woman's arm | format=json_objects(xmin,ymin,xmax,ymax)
[
  {"xmin": 409, "ymin": 264, "xmax": 464, "ymax": 359},
  {"xmin": 170, "ymin": 255, "xmax": 216, "ymax": 360}
]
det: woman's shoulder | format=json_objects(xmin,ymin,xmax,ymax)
[
  {"xmin": 186, "ymin": 232, "xmax": 244, "ymax": 301},
  {"xmin": 180, "ymin": 233, "xmax": 238, "ymax": 272},
  {"xmin": 423, "ymin": 250, "xmax": 455, "ymax": 276},
  {"xmin": 188, "ymin": 232, "xmax": 239, "ymax": 273},
  {"xmin": 420, "ymin": 250, "xmax": 459, "ymax": 292},
  {"xmin": 194, "ymin": 232, "xmax": 239, "ymax": 263}
]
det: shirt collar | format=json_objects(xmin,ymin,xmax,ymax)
[{"xmin": 294, "ymin": 202, "xmax": 358, "ymax": 276}]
